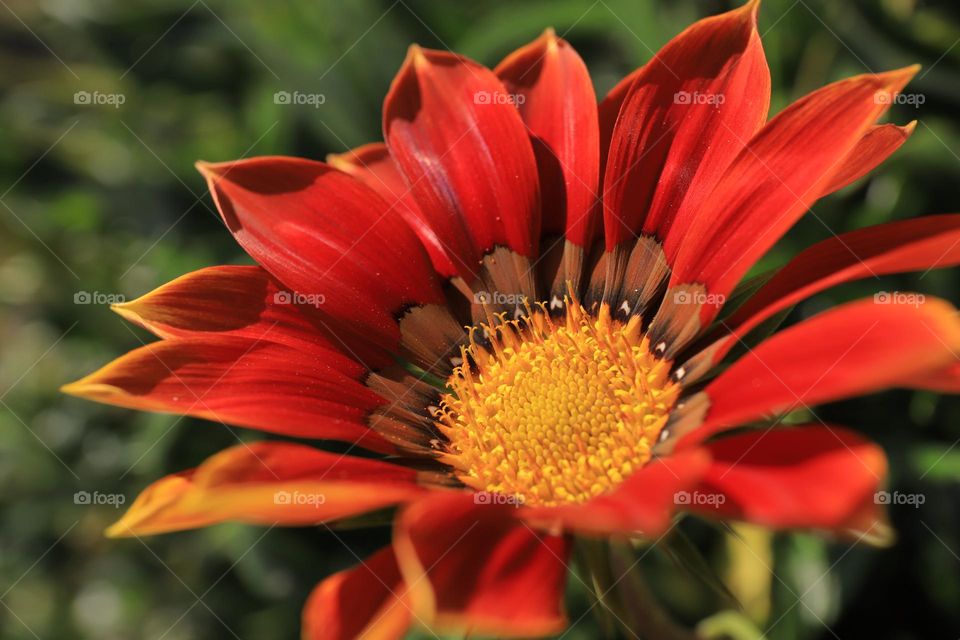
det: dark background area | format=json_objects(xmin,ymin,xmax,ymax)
[{"xmin": 1, "ymin": 0, "xmax": 959, "ymax": 638}]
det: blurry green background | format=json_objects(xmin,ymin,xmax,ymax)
[{"xmin": 1, "ymin": 0, "xmax": 959, "ymax": 638}]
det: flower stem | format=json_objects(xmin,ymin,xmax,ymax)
[
  {"xmin": 578, "ymin": 537, "xmax": 701, "ymax": 640},
  {"xmin": 573, "ymin": 537, "xmax": 620, "ymax": 638},
  {"xmin": 610, "ymin": 540, "xmax": 699, "ymax": 640}
]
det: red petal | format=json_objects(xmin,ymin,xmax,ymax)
[
  {"xmin": 106, "ymin": 443, "xmax": 424, "ymax": 536},
  {"xmin": 522, "ymin": 447, "xmax": 711, "ymax": 538},
  {"xmin": 669, "ymin": 66, "xmax": 919, "ymax": 323},
  {"xmin": 496, "ymin": 29, "xmax": 599, "ymax": 246},
  {"xmin": 594, "ymin": 68, "xmax": 641, "ymax": 251},
  {"xmin": 395, "ymin": 492, "xmax": 569, "ymax": 637},
  {"xmin": 695, "ymin": 214, "xmax": 960, "ymax": 369},
  {"xmin": 111, "ymin": 265, "xmax": 391, "ymax": 368},
  {"xmin": 822, "ymin": 122, "xmax": 915, "ymax": 194},
  {"xmin": 691, "ymin": 426, "xmax": 887, "ymax": 531},
  {"xmin": 908, "ymin": 361, "xmax": 960, "ymax": 392},
  {"xmin": 604, "ymin": 0, "xmax": 769, "ymax": 250},
  {"xmin": 197, "ymin": 156, "xmax": 444, "ymax": 354},
  {"xmin": 383, "ymin": 46, "xmax": 540, "ymax": 282},
  {"xmin": 61, "ymin": 337, "xmax": 395, "ymax": 452},
  {"xmin": 303, "ymin": 547, "xmax": 411, "ymax": 640},
  {"xmin": 328, "ymin": 143, "xmax": 459, "ymax": 279},
  {"xmin": 690, "ymin": 297, "xmax": 960, "ymax": 445},
  {"xmin": 597, "ymin": 69, "xmax": 640, "ymax": 170}
]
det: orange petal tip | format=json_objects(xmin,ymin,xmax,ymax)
[
  {"xmin": 109, "ymin": 299, "xmax": 150, "ymax": 328},
  {"xmin": 540, "ymin": 27, "xmax": 559, "ymax": 48},
  {"xmin": 325, "ymin": 152, "xmax": 354, "ymax": 173},
  {"xmin": 736, "ymin": 0, "xmax": 761, "ymax": 23},
  {"xmin": 60, "ymin": 378, "xmax": 121, "ymax": 399},
  {"xmin": 406, "ymin": 43, "xmax": 428, "ymax": 69},
  {"xmin": 59, "ymin": 381, "xmax": 80, "ymax": 396},
  {"xmin": 104, "ymin": 505, "xmax": 157, "ymax": 538},
  {"xmin": 884, "ymin": 64, "xmax": 922, "ymax": 85},
  {"xmin": 194, "ymin": 160, "xmax": 228, "ymax": 180},
  {"xmin": 104, "ymin": 520, "xmax": 133, "ymax": 538},
  {"xmin": 60, "ymin": 378, "xmax": 91, "ymax": 397},
  {"xmin": 109, "ymin": 298, "xmax": 136, "ymax": 312}
]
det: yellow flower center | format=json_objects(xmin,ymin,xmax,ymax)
[{"xmin": 436, "ymin": 300, "xmax": 681, "ymax": 507}]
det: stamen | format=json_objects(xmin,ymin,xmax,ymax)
[{"xmin": 435, "ymin": 298, "xmax": 680, "ymax": 507}]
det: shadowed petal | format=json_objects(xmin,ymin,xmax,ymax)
[
  {"xmin": 383, "ymin": 46, "xmax": 541, "ymax": 285},
  {"xmin": 328, "ymin": 143, "xmax": 459, "ymax": 279},
  {"xmin": 303, "ymin": 546, "xmax": 411, "ymax": 640},
  {"xmin": 395, "ymin": 492, "xmax": 570, "ymax": 638},
  {"xmin": 691, "ymin": 426, "xmax": 887, "ymax": 531},
  {"xmin": 61, "ymin": 337, "xmax": 397, "ymax": 452},
  {"xmin": 496, "ymin": 29, "xmax": 599, "ymax": 247},
  {"xmin": 110, "ymin": 265, "xmax": 391, "ymax": 368},
  {"xmin": 667, "ymin": 66, "xmax": 919, "ymax": 326},
  {"xmin": 685, "ymin": 297, "xmax": 960, "ymax": 447},
  {"xmin": 908, "ymin": 361, "xmax": 960, "ymax": 392},
  {"xmin": 822, "ymin": 121, "xmax": 915, "ymax": 194},
  {"xmin": 686, "ymin": 214, "xmax": 960, "ymax": 375},
  {"xmin": 197, "ymin": 156, "xmax": 445, "ymax": 355},
  {"xmin": 603, "ymin": 0, "xmax": 769, "ymax": 251}
]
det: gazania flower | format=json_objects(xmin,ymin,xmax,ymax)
[{"xmin": 64, "ymin": 1, "xmax": 960, "ymax": 637}]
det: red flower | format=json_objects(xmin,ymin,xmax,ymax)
[{"xmin": 64, "ymin": 1, "xmax": 960, "ymax": 638}]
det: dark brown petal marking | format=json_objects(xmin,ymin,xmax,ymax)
[
  {"xmin": 583, "ymin": 237, "xmax": 670, "ymax": 322},
  {"xmin": 366, "ymin": 367, "xmax": 448, "ymax": 456},
  {"xmin": 466, "ymin": 246, "xmax": 540, "ymax": 324},
  {"xmin": 647, "ymin": 283, "xmax": 706, "ymax": 359},
  {"xmin": 583, "ymin": 244, "xmax": 609, "ymax": 311},
  {"xmin": 653, "ymin": 390, "xmax": 710, "ymax": 455},
  {"xmin": 398, "ymin": 304, "xmax": 467, "ymax": 376},
  {"xmin": 675, "ymin": 339, "xmax": 726, "ymax": 386},
  {"xmin": 618, "ymin": 236, "xmax": 670, "ymax": 319},
  {"xmin": 549, "ymin": 240, "xmax": 588, "ymax": 304}
]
